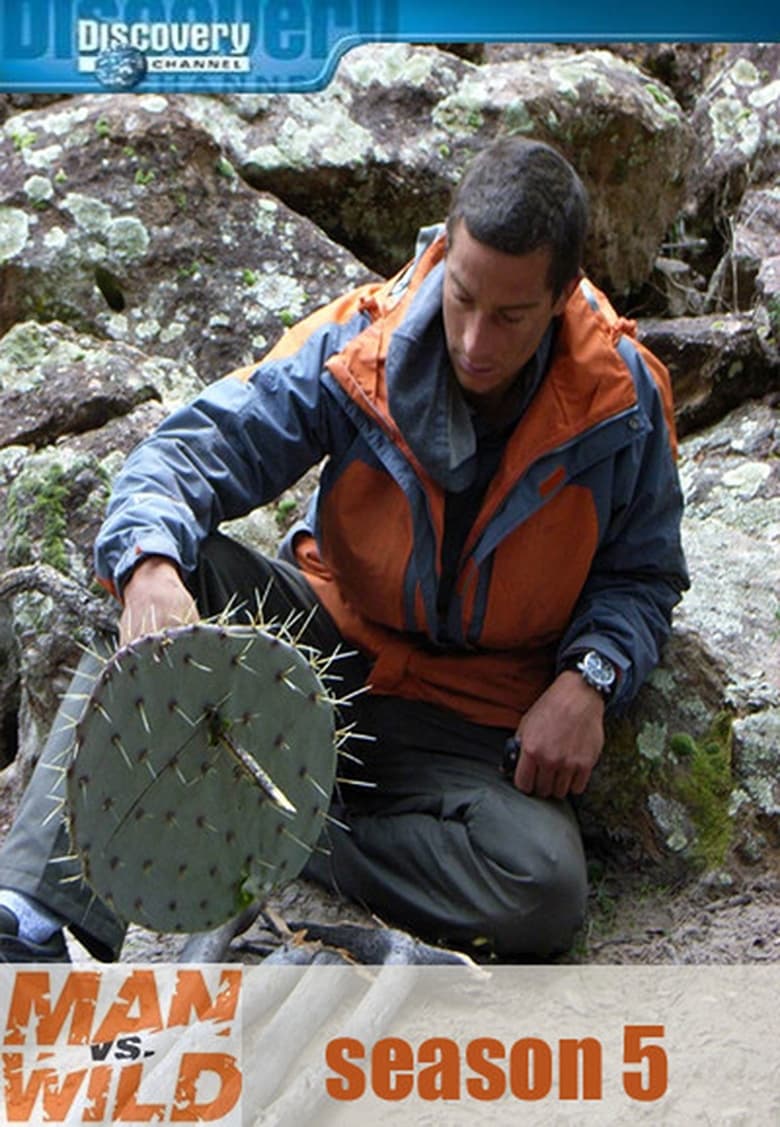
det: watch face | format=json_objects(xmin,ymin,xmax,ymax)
[{"xmin": 580, "ymin": 650, "xmax": 616, "ymax": 690}]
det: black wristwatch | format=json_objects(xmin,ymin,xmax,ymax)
[{"xmin": 569, "ymin": 650, "xmax": 617, "ymax": 697}]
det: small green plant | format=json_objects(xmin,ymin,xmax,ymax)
[
  {"xmin": 216, "ymin": 156, "xmax": 237, "ymax": 179},
  {"xmin": 11, "ymin": 128, "xmax": 36, "ymax": 151},
  {"xmin": 242, "ymin": 268, "xmax": 258, "ymax": 286},
  {"xmin": 279, "ymin": 309, "xmax": 296, "ymax": 328},
  {"xmin": 134, "ymin": 167, "xmax": 156, "ymax": 186},
  {"xmin": 275, "ymin": 497, "xmax": 297, "ymax": 527},
  {"xmin": 95, "ymin": 117, "xmax": 111, "ymax": 138}
]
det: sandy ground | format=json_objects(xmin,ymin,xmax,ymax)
[{"xmin": 108, "ymin": 860, "xmax": 780, "ymax": 967}]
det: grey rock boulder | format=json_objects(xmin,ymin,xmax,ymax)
[
  {"xmin": 687, "ymin": 44, "xmax": 780, "ymax": 225},
  {"xmin": 0, "ymin": 320, "xmax": 199, "ymax": 451},
  {"xmin": 638, "ymin": 312, "xmax": 779, "ymax": 436},
  {"xmin": 0, "ymin": 95, "xmax": 378, "ymax": 382},
  {"xmin": 177, "ymin": 44, "xmax": 692, "ymax": 295}
]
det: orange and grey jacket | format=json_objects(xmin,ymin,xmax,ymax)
[{"xmin": 95, "ymin": 227, "xmax": 688, "ymax": 729}]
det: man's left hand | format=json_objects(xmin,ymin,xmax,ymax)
[{"xmin": 513, "ymin": 670, "xmax": 605, "ymax": 799}]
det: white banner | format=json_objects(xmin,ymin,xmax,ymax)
[{"xmin": 1, "ymin": 964, "xmax": 777, "ymax": 1124}]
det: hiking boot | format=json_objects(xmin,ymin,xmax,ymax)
[{"xmin": 0, "ymin": 905, "xmax": 70, "ymax": 963}]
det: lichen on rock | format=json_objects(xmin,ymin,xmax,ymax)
[{"xmin": 0, "ymin": 207, "xmax": 30, "ymax": 262}]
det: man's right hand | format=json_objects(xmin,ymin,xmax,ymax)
[{"xmin": 119, "ymin": 556, "xmax": 199, "ymax": 646}]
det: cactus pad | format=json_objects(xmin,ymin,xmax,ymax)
[{"xmin": 66, "ymin": 623, "xmax": 337, "ymax": 934}]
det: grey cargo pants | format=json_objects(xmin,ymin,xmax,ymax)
[{"xmin": 0, "ymin": 533, "xmax": 587, "ymax": 960}]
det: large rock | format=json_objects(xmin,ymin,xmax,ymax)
[
  {"xmin": 0, "ymin": 95, "xmax": 378, "ymax": 382},
  {"xmin": 583, "ymin": 398, "xmax": 780, "ymax": 873},
  {"xmin": 729, "ymin": 188, "xmax": 780, "ymax": 305},
  {"xmin": 485, "ymin": 42, "xmax": 722, "ymax": 112},
  {"xmin": 177, "ymin": 46, "xmax": 473, "ymax": 278},
  {"xmin": 687, "ymin": 44, "xmax": 780, "ymax": 225},
  {"xmin": 638, "ymin": 312, "xmax": 780, "ymax": 436},
  {"xmin": 178, "ymin": 44, "xmax": 692, "ymax": 294},
  {"xmin": 729, "ymin": 187, "xmax": 780, "ymax": 365},
  {"xmin": 0, "ymin": 94, "xmax": 66, "ymax": 124},
  {"xmin": 432, "ymin": 48, "xmax": 692, "ymax": 295},
  {"xmin": 0, "ymin": 442, "xmax": 113, "ymax": 792},
  {"xmin": 0, "ymin": 320, "xmax": 201, "ymax": 450},
  {"xmin": 677, "ymin": 398, "xmax": 780, "ymax": 855},
  {"xmin": 676, "ymin": 398, "xmax": 780, "ymax": 716}
]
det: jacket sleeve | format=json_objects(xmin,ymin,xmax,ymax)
[
  {"xmin": 94, "ymin": 301, "xmax": 374, "ymax": 598},
  {"xmin": 556, "ymin": 351, "xmax": 690, "ymax": 712}
]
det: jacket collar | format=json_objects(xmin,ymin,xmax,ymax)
[{"xmin": 327, "ymin": 231, "xmax": 638, "ymax": 492}]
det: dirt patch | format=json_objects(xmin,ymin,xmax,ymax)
[
  {"xmin": 567, "ymin": 865, "xmax": 780, "ymax": 964},
  {"xmin": 68, "ymin": 865, "xmax": 780, "ymax": 966}
]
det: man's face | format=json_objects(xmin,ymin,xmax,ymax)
[{"xmin": 442, "ymin": 220, "xmax": 575, "ymax": 415}]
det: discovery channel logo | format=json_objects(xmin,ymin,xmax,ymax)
[
  {"xmin": 77, "ymin": 20, "xmax": 253, "ymax": 88},
  {"xmin": 0, "ymin": 0, "xmax": 399, "ymax": 92}
]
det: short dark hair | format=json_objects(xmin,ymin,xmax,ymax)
[{"xmin": 447, "ymin": 138, "xmax": 589, "ymax": 298}]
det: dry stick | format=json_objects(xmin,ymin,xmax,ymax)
[
  {"xmin": 0, "ymin": 563, "xmax": 117, "ymax": 633},
  {"xmin": 177, "ymin": 902, "xmax": 265, "ymax": 963}
]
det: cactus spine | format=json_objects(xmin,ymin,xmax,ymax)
[{"xmin": 66, "ymin": 622, "xmax": 338, "ymax": 934}]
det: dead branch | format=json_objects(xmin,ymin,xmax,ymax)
[{"xmin": 0, "ymin": 563, "xmax": 117, "ymax": 634}]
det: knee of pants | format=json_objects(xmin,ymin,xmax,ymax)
[
  {"xmin": 464, "ymin": 791, "xmax": 588, "ymax": 957},
  {"xmin": 483, "ymin": 851, "xmax": 587, "ymax": 958}
]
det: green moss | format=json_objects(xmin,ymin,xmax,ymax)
[
  {"xmin": 6, "ymin": 463, "xmax": 71, "ymax": 573},
  {"xmin": 433, "ymin": 96, "xmax": 484, "ymax": 135},
  {"xmin": 669, "ymin": 712, "xmax": 734, "ymax": 869},
  {"xmin": 591, "ymin": 716, "xmax": 656, "ymax": 832},
  {"xmin": 592, "ymin": 710, "xmax": 735, "ymax": 871}
]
